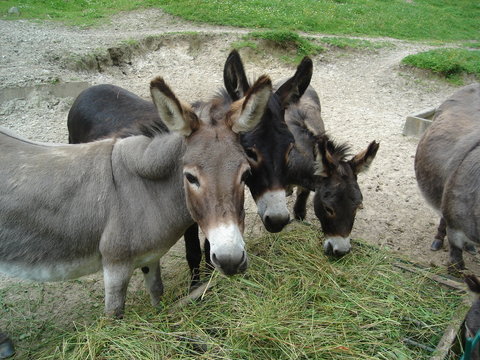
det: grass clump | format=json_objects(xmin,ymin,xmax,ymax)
[
  {"xmin": 402, "ymin": 48, "xmax": 480, "ymax": 84},
  {"xmin": 233, "ymin": 30, "xmax": 324, "ymax": 64},
  {"xmin": 41, "ymin": 224, "xmax": 464, "ymax": 359},
  {"xmin": 0, "ymin": 0, "xmax": 148, "ymax": 27},
  {"xmin": 320, "ymin": 37, "xmax": 394, "ymax": 51}
]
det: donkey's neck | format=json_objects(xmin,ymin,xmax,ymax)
[{"xmin": 113, "ymin": 133, "xmax": 194, "ymax": 239}]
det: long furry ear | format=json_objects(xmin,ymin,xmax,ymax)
[
  {"xmin": 150, "ymin": 77, "xmax": 199, "ymax": 136},
  {"xmin": 224, "ymin": 49, "xmax": 250, "ymax": 101},
  {"xmin": 275, "ymin": 56, "xmax": 313, "ymax": 108},
  {"xmin": 231, "ymin": 75, "xmax": 272, "ymax": 134},
  {"xmin": 350, "ymin": 141, "xmax": 380, "ymax": 175}
]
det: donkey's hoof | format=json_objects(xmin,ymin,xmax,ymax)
[
  {"xmin": 430, "ymin": 239, "xmax": 443, "ymax": 251},
  {"xmin": 0, "ymin": 335, "xmax": 15, "ymax": 359},
  {"xmin": 447, "ymin": 260, "xmax": 465, "ymax": 275},
  {"xmin": 464, "ymin": 243, "xmax": 477, "ymax": 255}
]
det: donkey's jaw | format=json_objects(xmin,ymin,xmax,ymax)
[
  {"xmin": 323, "ymin": 236, "xmax": 351, "ymax": 257},
  {"xmin": 207, "ymin": 223, "xmax": 248, "ymax": 275},
  {"xmin": 256, "ymin": 190, "xmax": 290, "ymax": 233}
]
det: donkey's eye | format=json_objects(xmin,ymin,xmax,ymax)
[
  {"xmin": 185, "ymin": 173, "xmax": 200, "ymax": 187},
  {"xmin": 324, "ymin": 205, "xmax": 335, "ymax": 217},
  {"xmin": 241, "ymin": 170, "xmax": 251, "ymax": 183},
  {"xmin": 245, "ymin": 147, "xmax": 258, "ymax": 163}
]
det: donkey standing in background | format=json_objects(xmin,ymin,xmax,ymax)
[
  {"xmin": 0, "ymin": 75, "xmax": 272, "ymax": 355},
  {"xmin": 283, "ymin": 83, "xmax": 379, "ymax": 256},
  {"xmin": 415, "ymin": 83, "xmax": 480, "ymax": 271},
  {"xmin": 67, "ymin": 50, "xmax": 313, "ymax": 286}
]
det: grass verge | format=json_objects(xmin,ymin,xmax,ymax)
[
  {"xmin": 232, "ymin": 30, "xmax": 324, "ymax": 64},
  {"xmin": 402, "ymin": 48, "xmax": 480, "ymax": 84},
  {"xmin": 33, "ymin": 223, "xmax": 464, "ymax": 359},
  {"xmin": 320, "ymin": 37, "xmax": 394, "ymax": 51}
]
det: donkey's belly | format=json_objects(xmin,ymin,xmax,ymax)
[{"xmin": 0, "ymin": 254, "xmax": 102, "ymax": 282}]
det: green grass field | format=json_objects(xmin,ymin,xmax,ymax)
[{"xmin": 1, "ymin": 0, "xmax": 479, "ymax": 42}]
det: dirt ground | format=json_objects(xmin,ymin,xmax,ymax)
[{"xmin": 0, "ymin": 8, "xmax": 478, "ymax": 354}]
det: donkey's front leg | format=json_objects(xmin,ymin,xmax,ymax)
[
  {"xmin": 103, "ymin": 262, "xmax": 134, "ymax": 318},
  {"xmin": 293, "ymin": 187, "xmax": 310, "ymax": 221},
  {"xmin": 142, "ymin": 260, "xmax": 163, "ymax": 307}
]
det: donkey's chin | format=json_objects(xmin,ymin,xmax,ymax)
[{"xmin": 324, "ymin": 237, "xmax": 351, "ymax": 257}]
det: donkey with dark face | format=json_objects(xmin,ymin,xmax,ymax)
[
  {"xmin": 283, "ymin": 84, "xmax": 379, "ymax": 256},
  {"xmin": 415, "ymin": 83, "xmax": 480, "ymax": 271},
  {"xmin": 67, "ymin": 50, "xmax": 312, "ymax": 285},
  {"xmin": 0, "ymin": 75, "xmax": 271, "ymax": 353}
]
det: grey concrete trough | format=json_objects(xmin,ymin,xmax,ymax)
[{"xmin": 403, "ymin": 108, "xmax": 437, "ymax": 137}]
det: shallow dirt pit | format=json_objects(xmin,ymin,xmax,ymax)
[{"xmin": 0, "ymin": 9, "xmax": 479, "ymax": 355}]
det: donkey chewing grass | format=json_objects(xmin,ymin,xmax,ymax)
[
  {"xmin": 0, "ymin": 75, "xmax": 273, "ymax": 354},
  {"xmin": 276, "ymin": 81, "xmax": 379, "ymax": 257}
]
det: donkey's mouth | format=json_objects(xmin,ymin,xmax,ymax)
[{"xmin": 211, "ymin": 251, "xmax": 248, "ymax": 276}]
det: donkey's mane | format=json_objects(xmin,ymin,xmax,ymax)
[
  {"xmin": 192, "ymin": 88, "xmax": 233, "ymax": 127},
  {"xmin": 290, "ymin": 114, "xmax": 351, "ymax": 161},
  {"xmin": 136, "ymin": 121, "xmax": 170, "ymax": 138},
  {"xmin": 320, "ymin": 135, "xmax": 351, "ymax": 162}
]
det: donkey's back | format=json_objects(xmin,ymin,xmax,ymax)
[
  {"xmin": 0, "ymin": 128, "xmax": 115, "ymax": 280},
  {"xmin": 415, "ymin": 83, "xmax": 480, "ymax": 210},
  {"xmin": 67, "ymin": 84, "xmax": 167, "ymax": 143}
]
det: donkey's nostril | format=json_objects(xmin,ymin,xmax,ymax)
[{"xmin": 211, "ymin": 253, "xmax": 218, "ymax": 263}]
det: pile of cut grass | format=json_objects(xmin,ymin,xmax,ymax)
[
  {"xmin": 402, "ymin": 48, "xmax": 480, "ymax": 84},
  {"xmin": 38, "ymin": 224, "xmax": 463, "ymax": 359}
]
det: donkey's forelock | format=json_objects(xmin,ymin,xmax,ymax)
[{"xmin": 192, "ymin": 88, "xmax": 234, "ymax": 127}]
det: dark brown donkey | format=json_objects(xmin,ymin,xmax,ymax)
[
  {"xmin": 0, "ymin": 76, "xmax": 272, "ymax": 355},
  {"xmin": 284, "ymin": 83, "xmax": 379, "ymax": 256},
  {"xmin": 415, "ymin": 83, "xmax": 480, "ymax": 270},
  {"xmin": 67, "ymin": 50, "xmax": 312, "ymax": 285}
]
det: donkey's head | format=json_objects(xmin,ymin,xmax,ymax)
[
  {"xmin": 223, "ymin": 50, "xmax": 312, "ymax": 233},
  {"xmin": 313, "ymin": 136, "xmax": 379, "ymax": 256},
  {"xmin": 150, "ymin": 76, "xmax": 272, "ymax": 275}
]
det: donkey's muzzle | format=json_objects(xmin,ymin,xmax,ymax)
[
  {"xmin": 211, "ymin": 251, "xmax": 248, "ymax": 276},
  {"xmin": 264, "ymin": 213, "xmax": 290, "ymax": 233},
  {"xmin": 257, "ymin": 190, "xmax": 290, "ymax": 233},
  {"xmin": 324, "ymin": 237, "xmax": 351, "ymax": 257}
]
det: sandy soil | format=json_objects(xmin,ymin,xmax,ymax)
[{"xmin": 0, "ymin": 8, "xmax": 478, "ymax": 354}]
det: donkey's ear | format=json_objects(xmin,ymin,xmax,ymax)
[
  {"xmin": 231, "ymin": 75, "xmax": 272, "ymax": 134},
  {"xmin": 350, "ymin": 141, "xmax": 379, "ymax": 175},
  {"xmin": 275, "ymin": 56, "xmax": 313, "ymax": 108},
  {"xmin": 314, "ymin": 136, "xmax": 337, "ymax": 177},
  {"xmin": 224, "ymin": 49, "xmax": 250, "ymax": 101},
  {"xmin": 150, "ymin": 77, "xmax": 199, "ymax": 136}
]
